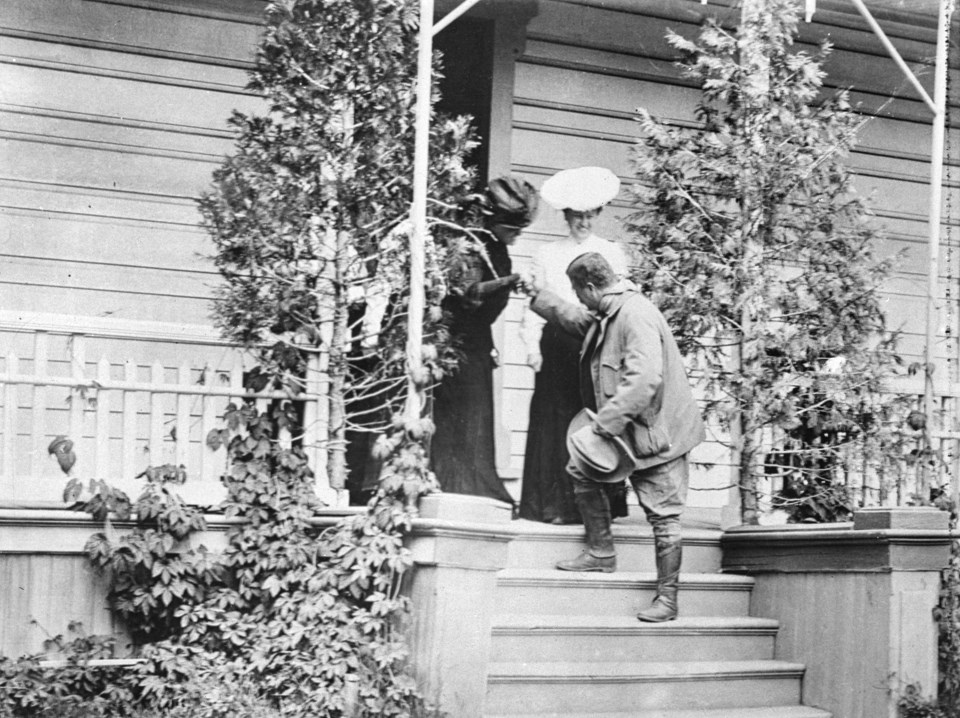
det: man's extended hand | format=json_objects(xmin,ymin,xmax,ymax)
[{"xmin": 517, "ymin": 271, "xmax": 542, "ymax": 298}]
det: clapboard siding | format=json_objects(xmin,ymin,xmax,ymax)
[
  {"xmin": 0, "ymin": 554, "xmax": 119, "ymax": 659},
  {"xmin": 0, "ymin": 0, "xmax": 263, "ymax": 328},
  {"xmin": 2, "ymin": 0, "xmax": 262, "ymax": 63},
  {"xmin": 2, "ymin": 211, "xmax": 211, "ymax": 271},
  {"xmin": 526, "ymin": 1, "xmax": 958, "ymax": 120},
  {"xmin": 499, "ymin": 0, "xmax": 959, "ymax": 502},
  {"xmin": 9, "ymin": 141, "xmax": 217, "ymax": 198},
  {"xmin": 2, "ymin": 181, "xmax": 201, "ymax": 226},
  {"xmin": 2, "ymin": 60, "xmax": 257, "ymax": 118},
  {"xmin": 1, "ymin": 111, "xmax": 234, "ymax": 161}
]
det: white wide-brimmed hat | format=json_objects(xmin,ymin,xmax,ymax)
[{"xmin": 540, "ymin": 166, "xmax": 621, "ymax": 212}]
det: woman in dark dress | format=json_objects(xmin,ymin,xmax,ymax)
[{"xmin": 431, "ymin": 176, "xmax": 539, "ymax": 506}]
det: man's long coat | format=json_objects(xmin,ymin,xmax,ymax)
[{"xmin": 532, "ymin": 283, "xmax": 705, "ymax": 470}]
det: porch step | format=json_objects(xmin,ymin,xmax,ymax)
[
  {"xmin": 496, "ymin": 569, "xmax": 754, "ymax": 617},
  {"xmin": 507, "ymin": 521, "xmax": 723, "ymax": 573},
  {"xmin": 490, "ymin": 615, "xmax": 779, "ymax": 663},
  {"xmin": 484, "ymin": 660, "xmax": 806, "ymax": 715},
  {"xmin": 484, "ymin": 706, "xmax": 832, "ymax": 718}
]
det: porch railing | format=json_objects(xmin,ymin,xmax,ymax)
[
  {"xmin": 0, "ymin": 317, "xmax": 330, "ymax": 507},
  {"xmin": 750, "ymin": 375, "xmax": 960, "ymax": 517},
  {"xmin": 2, "ymin": 315, "xmax": 957, "ymax": 516}
]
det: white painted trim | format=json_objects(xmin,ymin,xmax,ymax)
[
  {"xmin": 0, "ymin": 507, "xmax": 360, "ymax": 554},
  {"xmin": 87, "ymin": 0, "xmax": 267, "ymax": 25},
  {"xmin": 0, "ymin": 310, "xmax": 229, "ymax": 345}
]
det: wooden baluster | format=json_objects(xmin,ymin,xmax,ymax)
[
  {"xmin": 2, "ymin": 352, "xmax": 18, "ymax": 496},
  {"xmin": 278, "ymin": 393, "xmax": 293, "ymax": 452},
  {"xmin": 30, "ymin": 332, "xmax": 49, "ymax": 480},
  {"xmin": 94, "ymin": 357, "xmax": 111, "ymax": 480},
  {"xmin": 122, "ymin": 359, "xmax": 138, "ymax": 482},
  {"xmin": 199, "ymin": 365, "xmax": 220, "ymax": 485},
  {"xmin": 304, "ymin": 352, "xmax": 329, "ymax": 499},
  {"xmin": 68, "ymin": 335, "xmax": 86, "ymax": 469},
  {"xmin": 861, "ymin": 450, "xmax": 875, "ymax": 508},
  {"xmin": 175, "ymin": 362, "xmax": 191, "ymax": 471},
  {"xmin": 229, "ymin": 353, "xmax": 244, "ymax": 409},
  {"xmin": 847, "ymin": 440, "xmax": 861, "ymax": 510},
  {"xmin": 229, "ymin": 355, "xmax": 245, "ymax": 445},
  {"xmin": 149, "ymin": 360, "xmax": 166, "ymax": 467}
]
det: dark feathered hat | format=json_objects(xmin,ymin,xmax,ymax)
[{"xmin": 481, "ymin": 175, "xmax": 539, "ymax": 227}]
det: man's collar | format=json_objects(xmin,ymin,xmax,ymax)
[{"xmin": 597, "ymin": 280, "xmax": 636, "ymax": 316}]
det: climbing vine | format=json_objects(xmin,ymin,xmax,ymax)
[
  {"xmin": 1, "ymin": 399, "xmax": 438, "ymax": 717},
  {"xmin": 932, "ymin": 496, "xmax": 960, "ymax": 717},
  {"xmin": 1, "ymin": 0, "xmax": 473, "ymax": 712}
]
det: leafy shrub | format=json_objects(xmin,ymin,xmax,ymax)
[
  {"xmin": 0, "ymin": 625, "xmax": 136, "ymax": 718},
  {"xmin": 65, "ymin": 466, "xmax": 218, "ymax": 645},
  {"xmin": 3, "ymin": 401, "xmax": 434, "ymax": 717},
  {"xmin": 898, "ymin": 683, "xmax": 952, "ymax": 718},
  {"xmin": 934, "ymin": 496, "xmax": 960, "ymax": 716}
]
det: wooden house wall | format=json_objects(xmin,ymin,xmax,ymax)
[
  {"xmin": 0, "ymin": 0, "xmax": 269, "ymax": 506},
  {"xmin": 2, "ymin": 0, "xmax": 958, "ymax": 510},
  {"xmin": 497, "ymin": 0, "xmax": 960, "ymax": 505},
  {"xmin": 0, "ymin": 0, "xmax": 264, "ymax": 326}
]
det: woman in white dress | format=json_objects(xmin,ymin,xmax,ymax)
[{"xmin": 518, "ymin": 167, "xmax": 630, "ymax": 524}]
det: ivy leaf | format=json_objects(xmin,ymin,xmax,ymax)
[
  {"xmin": 206, "ymin": 429, "xmax": 224, "ymax": 451},
  {"xmin": 63, "ymin": 478, "xmax": 84, "ymax": 505}
]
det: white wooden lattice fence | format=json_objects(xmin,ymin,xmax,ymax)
[
  {"xmin": 2, "ymin": 319, "xmax": 958, "ymax": 515},
  {"xmin": 749, "ymin": 375, "xmax": 960, "ymax": 516},
  {"xmin": 0, "ymin": 325, "xmax": 327, "ymax": 507}
]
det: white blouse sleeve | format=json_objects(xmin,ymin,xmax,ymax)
[{"xmin": 520, "ymin": 246, "xmax": 548, "ymax": 353}]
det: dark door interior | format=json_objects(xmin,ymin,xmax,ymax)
[{"xmin": 435, "ymin": 17, "xmax": 495, "ymax": 185}]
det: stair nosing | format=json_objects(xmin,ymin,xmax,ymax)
[
  {"xmin": 509, "ymin": 521, "xmax": 724, "ymax": 544},
  {"xmin": 487, "ymin": 659, "xmax": 806, "ymax": 682},
  {"xmin": 482, "ymin": 708, "xmax": 832, "ymax": 718},
  {"xmin": 491, "ymin": 615, "xmax": 780, "ymax": 635},
  {"xmin": 497, "ymin": 568, "xmax": 754, "ymax": 589}
]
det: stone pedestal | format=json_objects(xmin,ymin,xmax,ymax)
[
  {"xmin": 722, "ymin": 507, "xmax": 952, "ymax": 718},
  {"xmin": 404, "ymin": 493, "xmax": 513, "ymax": 718}
]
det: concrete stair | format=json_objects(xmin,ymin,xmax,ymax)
[
  {"xmin": 490, "ymin": 615, "xmax": 779, "ymax": 663},
  {"xmin": 506, "ymin": 524, "xmax": 723, "ymax": 573},
  {"xmin": 485, "ymin": 708, "xmax": 831, "ymax": 718},
  {"xmin": 483, "ymin": 518, "xmax": 830, "ymax": 718},
  {"xmin": 496, "ymin": 570, "xmax": 754, "ymax": 617}
]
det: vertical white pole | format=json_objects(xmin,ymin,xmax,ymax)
[
  {"xmin": 406, "ymin": 0, "xmax": 434, "ymax": 423},
  {"xmin": 922, "ymin": 0, "xmax": 953, "ymax": 496}
]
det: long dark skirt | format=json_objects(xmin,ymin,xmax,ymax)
[
  {"xmin": 519, "ymin": 325, "xmax": 628, "ymax": 523},
  {"xmin": 431, "ymin": 328, "xmax": 515, "ymax": 507}
]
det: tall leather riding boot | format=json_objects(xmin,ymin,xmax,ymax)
[
  {"xmin": 556, "ymin": 489, "xmax": 616, "ymax": 573},
  {"xmin": 637, "ymin": 536, "xmax": 681, "ymax": 622}
]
